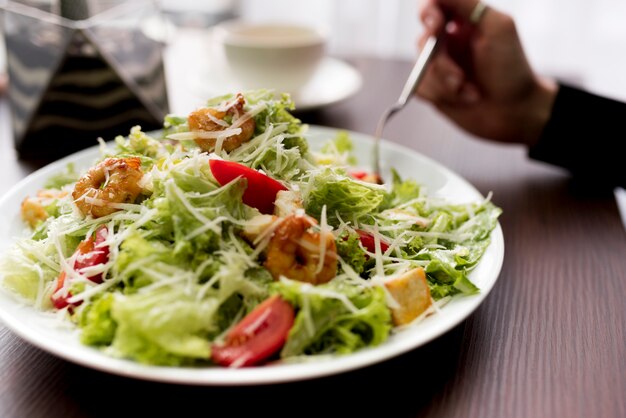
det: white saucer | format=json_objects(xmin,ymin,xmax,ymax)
[{"xmin": 190, "ymin": 57, "xmax": 363, "ymax": 112}]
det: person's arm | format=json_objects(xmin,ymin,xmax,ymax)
[{"xmin": 531, "ymin": 85, "xmax": 626, "ymax": 187}]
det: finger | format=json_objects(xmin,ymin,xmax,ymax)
[
  {"xmin": 458, "ymin": 82, "xmax": 481, "ymax": 104},
  {"xmin": 416, "ymin": 53, "xmax": 467, "ymax": 104},
  {"xmin": 437, "ymin": 0, "xmax": 482, "ymax": 21},
  {"xmin": 437, "ymin": 0, "xmax": 501, "ymax": 32},
  {"xmin": 416, "ymin": 31, "xmax": 431, "ymax": 50},
  {"xmin": 0, "ymin": 73, "xmax": 7, "ymax": 95},
  {"xmin": 419, "ymin": 0, "xmax": 446, "ymax": 35},
  {"xmin": 443, "ymin": 19, "xmax": 475, "ymax": 76}
]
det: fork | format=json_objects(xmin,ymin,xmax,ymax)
[{"xmin": 372, "ymin": 35, "xmax": 439, "ymax": 180}]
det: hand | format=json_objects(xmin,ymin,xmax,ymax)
[
  {"xmin": 416, "ymin": 0, "xmax": 558, "ymax": 147},
  {"xmin": 0, "ymin": 73, "xmax": 7, "ymax": 96}
]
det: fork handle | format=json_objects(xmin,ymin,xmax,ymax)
[{"xmin": 397, "ymin": 36, "xmax": 439, "ymax": 107}]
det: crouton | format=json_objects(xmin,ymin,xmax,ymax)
[{"xmin": 385, "ymin": 267, "xmax": 432, "ymax": 325}]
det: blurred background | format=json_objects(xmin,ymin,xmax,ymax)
[
  {"xmin": 7, "ymin": 0, "xmax": 626, "ymax": 100},
  {"xmin": 161, "ymin": 0, "xmax": 626, "ymax": 102},
  {"xmin": 4, "ymin": 0, "xmax": 626, "ymax": 103}
]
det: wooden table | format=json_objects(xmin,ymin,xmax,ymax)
[{"xmin": 1, "ymin": 57, "xmax": 625, "ymax": 418}]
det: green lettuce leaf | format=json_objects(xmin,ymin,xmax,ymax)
[
  {"xmin": 274, "ymin": 279, "xmax": 391, "ymax": 357},
  {"xmin": 0, "ymin": 242, "xmax": 58, "ymax": 304},
  {"xmin": 419, "ymin": 202, "xmax": 501, "ymax": 298},
  {"xmin": 112, "ymin": 126, "xmax": 163, "ymax": 167},
  {"xmin": 247, "ymin": 90, "xmax": 303, "ymax": 137},
  {"xmin": 79, "ymin": 294, "xmax": 117, "ymax": 346},
  {"xmin": 304, "ymin": 168, "xmax": 386, "ymax": 225},
  {"xmin": 161, "ymin": 177, "xmax": 249, "ymax": 257},
  {"xmin": 43, "ymin": 163, "xmax": 79, "ymax": 189},
  {"xmin": 111, "ymin": 288, "xmax": 219, "ymax": 365},
  {"xmin": 114, "ymin": 233, "xmax": 176, "ymax": 292},
  {"xmin": 318, "ymin": 131, "xmax": 357, "ymax": 166},
  {"xmin": 336, "ymin": 231, "xmax": 368, "ymax": 275},
  {"xmin": 377, "ymin": 169, "xmax": 422, "ymax": 213}
]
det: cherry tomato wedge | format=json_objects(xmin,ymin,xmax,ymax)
[
  {"xmin": 51, "ymin": 271, "xmax": 70, "ymax": 310},
  {"xmin": 356, "ymin": 229, "xmax": 390, "ymax": 253},
  {"xmin": 74, "ymin": 225, "xmax": 109, "ymax": 284},
  {"xmin": 349, "ymin": 170, "xmax": 368, "ymax": 180},
  {"xmin": 349, "ymin": 170, "xmax": 383, "ymax": 185},
  {"xmin": 212, "ymin": 295, "xmax": 295, "ymax": 367},
  {"xmin": 209, "ymin": 159, "xmax": 287, "ymax": 214},
  {"xmin": 50, "ymin": 225, "xmax": 110, "ymax": 309}
]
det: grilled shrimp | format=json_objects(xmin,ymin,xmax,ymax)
[
  {"xmin": 265, "ymin": 214, "xmax": 337, "ymax": 285},
  {"xmin": 72, "ymin": 157, "xmax": 143, "ymax": 218},
  {"xmin": 188, "ymin": 93, "xmax": 256, "ymax": 152},
  {"xmin": 21, "ymin": 190, "xmax": 68, "ymax": 228}
]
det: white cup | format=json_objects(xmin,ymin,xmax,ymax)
[{"xmin": 213, "ymin": 21, "xmax": 326, "ymax": 95}]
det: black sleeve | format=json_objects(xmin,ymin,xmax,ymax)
[{"xmin": 528, "ymin": 84, "xmax": 626, "ymax": 188}]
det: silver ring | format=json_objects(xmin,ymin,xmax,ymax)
[{"xmin": 469, "ymin": 1, "xmax": 488, "ymax": 24}]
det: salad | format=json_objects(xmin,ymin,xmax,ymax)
[{"xmin": 1, "ymin": 91, "xmax": 501, "ymax": 368}]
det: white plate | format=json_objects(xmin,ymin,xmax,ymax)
[
  {"xmin": 190, "ymin": 57, "xmax": 363, "ymax": 112},
  {"xmin": 0, "ymin": 125, "xmax": 504, "ymax": 385}
]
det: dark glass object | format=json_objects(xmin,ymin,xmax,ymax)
[{"xmin": 1, "ymin": 0, "xmax": 169, "ymax": 160}]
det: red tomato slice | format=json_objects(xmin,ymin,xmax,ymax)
[
  {"xmin": 51, "ymin": 272, "xmax": 70, "ymax": 310},
  {"xmin": 212, "ymin": 295, "xmax": 295, "ymax": 367},
  {"xmin": 349, "ymin": 170, "xmax": 368, "ymax": 180},
  {"xmin": 356, "ymin": 229, "xmax": 390, "ymax": 253},
  {"xmin": 50, "ymin": 226, "xmax": 110, "ymax": 309},
  {"xmin": 349, "ymin": 170, "xmax": 383, "ymax": 184},
  {"xmin": 74, "ymin": 225, "xmax": 109, "ymax": 283},
  {"xmin": 209, "ymin": 159, "xmax": 287, "ymax": 214}
]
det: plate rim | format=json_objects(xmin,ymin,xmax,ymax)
[{"xmin": 0, "ymin": 125, "xmax": 504, "ymax": 385}]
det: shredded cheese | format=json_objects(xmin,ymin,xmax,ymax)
[
  {"xmin": 167, "ymin": 128, "xmax": 242, "ymax": 141},
  {"xmin": 315, "ymin": 205, "xmax": 330, "ymax": 275}
]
